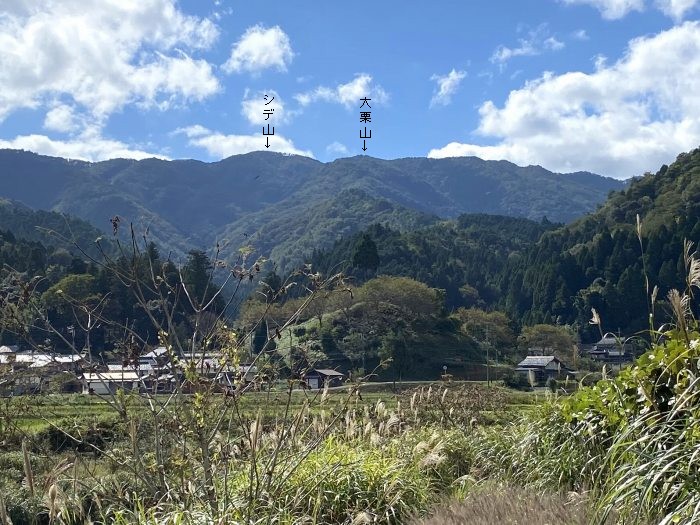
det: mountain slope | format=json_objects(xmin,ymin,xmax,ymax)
[
  {"xmin": 307, "ymin": 146, "xmax": 700, "ymax": 340},
  {"xmin": 0, "ymin": 198, "xmax": 114, "ymax": 259},
  {"xmin": 0, "ymin": 149, "xmax": 623, "ymax": 269},
  {"xmin": 310, "ymin": 214, "xmax": 557, "ymax": 309},
  {"xmin": 500, "ymin": 148, "xmax": 700, "ymax": 338}
]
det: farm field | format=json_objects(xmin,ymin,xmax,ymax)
[
  {"xmin": 1, "ymin": 381, "xmax": 540, "ymax": 433},
  {"xmin": 0, "ymin": 381, "xmax": 558, "ymax": 524}
]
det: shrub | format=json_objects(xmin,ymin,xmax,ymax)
[
  {"xmin": 35, "ymin": 414, "xmax": 123, "ymax": 453},
  {"xmin": 473, "ymin": 329, "xmax": 700, "ymax": 524},
  {"xmin": 277, "ymin": 438, "xmax": 432, "ymax": 523},
  {"xmin": 502, "ymin": 371, "xmax": 531, "ymax": 391}
]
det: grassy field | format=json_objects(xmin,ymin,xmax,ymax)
[
  {"xmin": 0, "ymin": 380, "xmax": 553, "ymax": 524},
  {"xmin": 1, "ymin": 380, "xmax": 541, "ymax": 432}
]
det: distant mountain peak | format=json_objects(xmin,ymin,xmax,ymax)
[{"xmin": 0, "ymin": 148, "xmax": 625, "ymax": 269}]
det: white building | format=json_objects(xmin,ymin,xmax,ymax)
[{"xmin": 82, "ymin": 371, "xmax": 140, "ymax": 395}]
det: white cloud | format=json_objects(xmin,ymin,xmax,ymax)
[
  {"xmin": 240, "ymin": 89, "xmax": 299, "ymax": 125},
  {"xmin": 222, "ymin": 24, "xmax": 294, "ymax": 74},
  {"xmin": 561, "ymin": 0, "xmax": 645, "ymax": 19},
  {"xmin": 655, "ymin": 0, "xmax": 699, "ymax": 20},
  {"xmin": 428, "ymin": 22, "xmax": 700, "ymax": 179},
  {"xmin": 175, "ymin": 124, "xmax": 209, "ymax": 138},
  {"xmin": 430, "ymin": 69, "xmax": 467, "ymax": 107},
  {"xmin": 594, "ymin": 54, "xmax": 608, "ymax": 69},
  {"xmin": 0, "ymin": 0, "xmax": 220, "ymax": 122},
  {"xmin": 491, "ymin": 24, "xmax": 565, "ymax": 66},
  {"xmin": 572, "ymin": 29, "xmax": 590, "ymax": 40},
  {"xmin": 0, "ymin": 130, "xmax": 166, "ymax": 161},
  {"xmin": 176, "ymin": 125, "xmax": 313, "ymax": 158},
  {"xmin": 294, "ymin": 74, "xmax": 389, "ymax": 109},
  {"xmin": 544, "ymin": 37, "xmax": 565, "ymax": 50},
  {"xmin": 326, "ymin": 141, "xmax": 349, "ymax": 156},
  {"xmin": 562, "ymin": 0, "xmax": 698, "ymax": 19},
  {"xmin": 43, "ymin": 104, "xmax": 78, "ymax": 133}
]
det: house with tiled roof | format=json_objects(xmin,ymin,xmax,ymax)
[{"xmin": 515, "ymin": 355, "xmax": 571, "ymax": 383}]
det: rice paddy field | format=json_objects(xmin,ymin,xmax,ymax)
[{"xmin": 1, "ymin": 381, "xmax": 539, "ymax": 433}]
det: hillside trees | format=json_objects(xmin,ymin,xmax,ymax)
[
  {"xmin": 311, "ymin": 215, "xmax": 554, "ymax": 312},
  {"xmin": 0, "ymin": 228, "xmax": 235, "ymax": 355},
  {"xmin": 237, "ymin": 272, "xmax": 483, "ymax": 379},
  {"xmin": 518, "ymin": 324, "xmax": 578, "ymax": 365},
  {"xmin": 351, "ymin": 233, "xmax": 379, "ymax": 276},
  {"xmin": 451, "ymin": 307, "xmax": 517, "ymax": 360}
]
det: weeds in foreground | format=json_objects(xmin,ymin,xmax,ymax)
[
  {"xmin": 457, "ymin": 236, "xmax": 700, "ymax": 524},
  {"xmin": 413, "ymin": 485, "xmax": 605, "ymax": 525}
]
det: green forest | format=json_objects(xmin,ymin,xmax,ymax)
[
  {"xmin": 2, "ymin": 148, "xmax": 700, "ymax": 376},
  {"xmin": 310, "ymin": 148, "xmax": 700, "ymax": 343},
  {"xmin": 1, "ymin": 147, "xmax": 700, "ymax": 524}
]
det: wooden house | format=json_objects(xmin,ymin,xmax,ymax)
[
  {"xmin": 515, "ymin": 355, "xmax": 571, "ymax": 384},
  {"xmin": 303, "ymin": 369, "xmax": 344, "ymax": 390},
  {"xmin": 588, "ymin": 334, "xmax": 634, "ymax": 362}
]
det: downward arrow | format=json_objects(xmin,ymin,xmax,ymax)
[
  {"xmin": 362, "ymin": 139, "xmax": 367, "ymax": 151},
  {"xmin": 265, "ymin": 136, "xmax": 270, "ymax": 149}
]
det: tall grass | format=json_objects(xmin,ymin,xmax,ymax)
[
  {"xmin": 414, "ymin": 485, "xmax": 599, "ymax": 525},
  {"xmin": 453, "ymin": 238, "xmax": 700, "ymax": 524}
]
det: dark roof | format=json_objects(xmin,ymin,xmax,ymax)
[
  {"xmin": 516, "ymin": 355, "xmax": 561, "ymax": 368},
  {"xmin": 306, "ymin": 368, "xmax": 344, "ymax": 377},
  {"xmin": 596, "ymin": 335, "xmax": 620, "ymax": 346}
]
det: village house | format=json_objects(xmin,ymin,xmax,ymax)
[
  {"xmin": 303, "ymin": 368, "xmax": 344, "ymax": 389},
  {"xmin": 239, "ymin": 364, "xmax": 258, "ymax": 383},
  {"xmin": 179, "ymin": 352, "xmax": 259, "ymax": 384},
  {"xmin": 1, "ymin": 342, "xmax": 266, "ymax": 396},
  {"xmin": 587, "ymin": 334, "xmax": 634, "ymax": 362},
  {"xmin": 515, "ymin": 355, "xmax": 572, "ymax": 384},
  {"xmin": 0, "ymin": 349, "xmax": 85, "ymax": 395},
  {"xmin": 104, "ymin": 363, "xmax": 173, "ymax": 393},
  {"xmin": 82, "ymin": 370, "xmax": 141, "ymax": 395},
  {"xmin": 139, "ymin": 347, "xmax": 169, "ymax": 368}
]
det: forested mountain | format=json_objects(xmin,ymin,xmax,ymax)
[
  {"xmin": 310, "ymin": 214, "xmax": 556, "ymax": 309},
  {"xmin": 502, "ymin": 148, "xmax": 700, "ymax": 340},
  {"xmin": 0, "ymin": 149, "xmax": 622, "ymax": 271},
  {"xmin": 0, "ymin": 198, "xmax": 112, "ymax": 259},
  {"xmin": 309, "ymin": 148, "xmax": 700, "ymax": 341},
  {"xmin": 4, "ymin": 145, "xmax": 699, "ymax": 371}
]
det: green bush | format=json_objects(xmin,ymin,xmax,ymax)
[
  {"xmin": 502, "ymin": 371, "xmax": 531, "ymax": 391},
  {"xmin": 473, "ymin": 329, "xmax": 700, "ymax": 524},
  {"xmin": 35, "ymin": 414, "xmax": 123, "ymax": 453}
]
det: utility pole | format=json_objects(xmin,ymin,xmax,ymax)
[
  {"xmin": 485, "ymin": 327, "xmax": 491, "ymax": 387},
  {"xmin": 486, "ymin": 343, "xmax": 490, "ymax": 387}
]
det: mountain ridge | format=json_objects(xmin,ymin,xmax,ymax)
[
  {"xmin": 0, "ymin": 148, "xmax": 624, "ymax": 270},
  {"xmin": 307, "ymin": 146, "xmax": 700, "ymax": 339}
]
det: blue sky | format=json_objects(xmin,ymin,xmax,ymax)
[{"xmin": 1, "ymin": 0, "xmax": 699, "ymax": 178}]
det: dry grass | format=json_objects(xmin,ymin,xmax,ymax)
[{"xmin": 413, "ymin": 486, "xmax": 601, "ymax": 525}]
